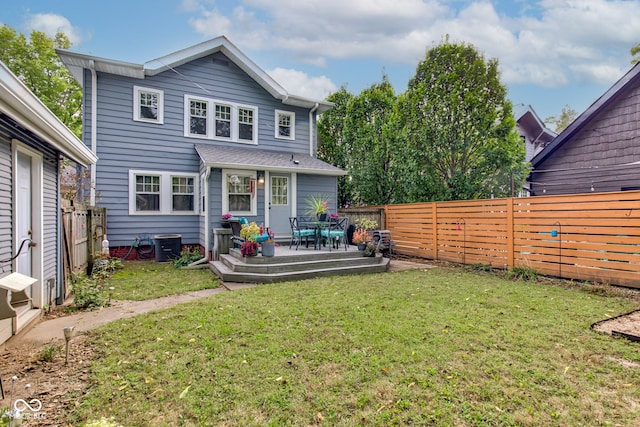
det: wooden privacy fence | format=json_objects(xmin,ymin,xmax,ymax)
[
  {"xmin": 385, "ymin": 191, "xmax": 640, "ymax": 288},
  {"xmin": 61, "ymin": 204, "xmax": 107, "ymax": 292}
]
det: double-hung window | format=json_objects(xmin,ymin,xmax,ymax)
[
  {"xmin": 275, "ymin": 110, "xmax": 295, "ymax": 140},
  {"xmin": 129, "ymin": 170, "xmax": 198, "ymax": 215},
  {"xmin": 184, "ymin": 95, "xmax": 257, "ymax": 143},
  {"xmin": 133, "ymin": 86, "xmax": 164, "ymax": 124},
  {"xmin": 222, "ymin": 170, "xmax": 256, "ymax": 215}
]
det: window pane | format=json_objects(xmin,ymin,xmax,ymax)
[
  {"xmin": 215, "ymin": 105, "xmax": 231, "ymax": 138},
  {"xmin": 189, "ymin": 100, "xmax": 207, "ymax": 135},
  {"xmin": 136, "ymin": 194, "xmax": 160, "ymax": 211},
  {"xmin": 229, "ymin": 195, "xmax": 250, "ymax": 211},
  {"xmin": 139, "ymin": 91, "xmax": 158, "ymax": 120},
  {"xmin": 173, "ymin": 195, "xmax": 194, "ymax": 211},
  {"xmin": 238, "ymin": 108, "xmax": 254, "ymax": 140},
  {"xmin": 172, "ymin": 177, "xmax": 194, "ymax": 211}
]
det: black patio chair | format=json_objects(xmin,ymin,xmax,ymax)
[
  {"xmin": 320, "ymin": 217, "xmax": 349, "ymax": 251},
  {"xmin": 228, "ymin": 219, "xmax": 245, "ymax": 248},
  {"xmin": 289, "ymin": 217, "xmax": 316, "ymax": 250}
]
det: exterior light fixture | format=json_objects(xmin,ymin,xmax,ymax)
[{"xmin": 257, "ymin": 170, "xmax": 265, "ymax": 185}]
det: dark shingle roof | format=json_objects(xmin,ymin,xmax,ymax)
[{"xmin": 194, "ymin": 144, "xmax": 346, "ymax": 176}]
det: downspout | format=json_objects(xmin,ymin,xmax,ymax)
[
  {"xmin": 309, "ymin": 103, "xmax": 319, "ymax": 157},
  {"xmin": 189, "ymin": 165, "xmax": 212, "ymax": 266},
  {"xmin": 89, "ymin": 60, "xmax": 97, "ymax": 205}
]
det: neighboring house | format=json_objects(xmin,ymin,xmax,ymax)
[
  {"xmin": 530, "ymin": 61, "xmax": 640, "ymax": 196},
  {"xmin": 0, "ymin": 62, "xmax": 97, "ymax": 344},
  {"xmin": 515, "ymin": 104, "xmax": 557, "ymax": 163},
  {"xmin": 514, "ymin": 104, "xmax": 557, "ymax": 196},
  {"xmin": 57, "ymin": 36, "xmax": 344, "ymax": 258}
]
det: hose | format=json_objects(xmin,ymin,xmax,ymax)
[
  {"xmin": 120, "ymin": 234, "xmax": 155, "ymax": 261},
  {"xmin": 0, "ymin": 238, "xmax": 33, "ymax": 264}
]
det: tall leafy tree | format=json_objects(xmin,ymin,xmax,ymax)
[
  {"xmin": 0, "ymin": 25, "xmax": 82, "ymax": 137},
  {"xmin": 343, "ymin": 77, "xmax": 403, "ymax": 205},
  {"xmin": 632, "ymin": 42, "xmax": 640, "ymax": 64},
  {"xmin": 545, "ymin": 104, "xmax": 577, "ymax": 133},
  {"xmin": 402, "ymin": 39, "xmax": 525, "ymax": 201},
  {"xmin": 318, "ymin": 87, "xmax": 355, "ymax": 207}
]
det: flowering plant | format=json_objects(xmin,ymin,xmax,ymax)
[
  {"xmin": 222, "ymin": 213, "xmax": 233, "ymax": 220},
  {"xmin": 240, "ymin": 241, "xmax": 259, "ymax": 257},
  {"xmin": 240, "ymin": 222, "xmax": 261, "ymax": 242},
  {"xmin": 352, "ymin": 228, "xmax": 368, "ymax": 244},
  {"xmin": 329, "ymin": 213, "xmax": 339, "ymax": 219}
]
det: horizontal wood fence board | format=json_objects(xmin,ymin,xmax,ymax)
[{"xmin": 383, "ymin": 191, "xmax": 640, "ymax": 287}]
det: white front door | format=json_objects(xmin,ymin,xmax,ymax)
[
  {"xmin": 269, "ymin": 174, "xmax": 291, "ymax": 236},
  {"xmin": 16, "ymin": 152, "xmax": 32, "ymax": 279}
]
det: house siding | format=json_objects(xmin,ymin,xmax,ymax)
[
  {"xmin": 532, "ymin": 79, "xmax": 640, "ymax": 195},
  {"xmin": 296, "ymin": 174, "xmax": 338, "ymax": 217},
  {"xmin": 42, "ymin": 160, "xmax": 58, "ymax": 300},
  {"xmin": 88, "ymin": 53, "xmax": 314, "ymax": 246},
  {"xmin": 0, "ymin": 133, "xmax": 12, "ymax": 265}
]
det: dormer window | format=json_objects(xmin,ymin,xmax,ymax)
[
  {"xmin": 133, "ymin": 86, "xmax": 164, "ymax": 124},
  {"xmin": 275, "ymin": 110, "xmax": 295, "ymax": 140}
]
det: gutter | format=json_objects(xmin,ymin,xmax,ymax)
[
  {"xmin": 190, "ymin": 166, "xmax": 212, "ymax": 266},
  {"xmin": 89, "ymin": 60, "xmax": 98, "ymax": 205},
  {"xmin": 309, "ymin": 103, "xmax": 319, "ymax": 157}
]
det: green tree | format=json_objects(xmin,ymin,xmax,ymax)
[
  {"xmin": 545, "ymin": 104, "xmax": 577, "ymax": 133},
  {"xmin": 0, "ymin": 25, "xmax": 82, "ymax": 137},
  {"xmin": 632, "ymin": 42, "xmax": 640, "ymax": 64},
  {"xmin": 402, "ymin": 39, "xmax": 525, "ymax": 201},
  {"xmin": 318, "ymin": 87, "xmax": 355, "ymax": 207},
  {"xmin": 343, "ymin": 77, "xmax": 403, "ymax": 205}
]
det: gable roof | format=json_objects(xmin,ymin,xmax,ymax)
[
  {"xmin": 57, "ymin": 35, "xmax": 333, "ymax": 114},
  {"xmin": 531, "ymin": 61, "xmax": 640, "ymax": 168},
  {"xmin": 0, "ymin": 62, "xmax": 97, "ymax": 166},
  {"xmin": 514, "ymin": 104, "xmax": 557, "ymax": 146},
  {"xmin": 194, "ymin": 144, "xmax": 346, "ymax": 176}
]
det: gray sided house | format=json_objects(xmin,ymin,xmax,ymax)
[
  {"xmin": 0, "ymin": 62, "xmax": 97, "ymax": 344},
  {"xmin": 530, "ymin": 61, "xmax": 640, "ymax": 195},
  {"xmin": 57, "ymin": 36, "xmax": 344, "ymax": 258}
]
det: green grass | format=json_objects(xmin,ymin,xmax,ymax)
[
  {"xmin": 73, "ymin": 266, "xmax": 640, "ymax": 426},
  {"xmin": 106, "ymin": 261, "xmax": 219, "ymax": 300}
]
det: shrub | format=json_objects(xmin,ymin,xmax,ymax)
[
  {"xmin": 71, "ymin": 274, "xmax": 105, "ymax": 309},
  {"xmin": 172, "ymin": 247, "xmax": 202, "ymax": 268},
  {"xmin": 355, "ymin": 217, "xmax": 378, "ymax": 230}
]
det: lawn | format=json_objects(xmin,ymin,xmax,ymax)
[
  {"xmin": 106, "ymin": 261, "xmax": 220, "ymax": 300},
  {"xmin": 73, "ymin": 266, "xmax": 640, "ymax": 426}
]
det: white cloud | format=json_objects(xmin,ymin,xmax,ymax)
[
  {"xmin": 26, "ymin": 13, "xmax": 83, "ymax": 45},
  {"xmin": 186, "ymin": 0, "xmax": 640, "ymax": 89},
  {"xmin": 268, "ymin": 68, "xmax": 337, "ymax": 100}
]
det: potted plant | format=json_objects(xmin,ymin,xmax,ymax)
[
  {"xmin": 355, "ymin": 217, "xmax": 378, "ymax": 242},
  {"xmin": 221, "ymin": 213, "xmax": 233, "ymax": 228},
  {"xmin": 261, "ymin": 230, "xmax": 276, "ymax": 257},
  {"xmin": 363, "ymin": 241, "xmax": 378, "ymax": 257},
  {"xmin": 239, "ymin": 222, "xmax": 261, "ymax": 257},
  {"xmin": 305, "ymin": 194, "xmax": 330, "ymax": 221},
  {"xmin": 352, "ymin": 228, "xmax": 368, "ymax": 251},
  {"xmin": 240, "ymin": 241, "xmax": 259, "ymax": 257}
]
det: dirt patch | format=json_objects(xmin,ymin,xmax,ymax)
[
  {"xmin": 1, "ymin": 335, "xmax": 93, "ymax": 426},
  {"xmin": 592, "ymin": 309, "xmax": 640, "ymax": 341}
]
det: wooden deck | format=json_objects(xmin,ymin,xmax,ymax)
[{"xmin": 210, "ymin": 243, "xmax": 390, "ymax": 283}]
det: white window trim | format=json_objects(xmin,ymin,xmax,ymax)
[
  {"xmin": 129, "ymin": 170, "xmax": 199, "ymax": 215},
  {"xmin": 221, "ymin": 169, "xmax": 257, "ymax": 216},
  {"xmin": 183, "ymin": 95, "xmax": 258, "ymax": 144},
  {"xmin": 133, "ymin": 86, "xmax": 164, "ymax": 124},
  {"xmin": 275, "ymin": 110, "xmax": 295, "ymax": 140}
]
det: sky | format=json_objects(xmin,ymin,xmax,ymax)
[{"xmin": 2, "ymin": 0, "xmax": 640, "ymax": 123}]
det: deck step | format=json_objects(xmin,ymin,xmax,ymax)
[
  {"xmin": 210, "ymin": 245, "xmax": 390, "ymax": 283},
  {"xmin": 210, "ymin": 256, "xmax": 389, "ymax": 284}
]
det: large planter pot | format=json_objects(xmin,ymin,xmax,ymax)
[
  {"xmin": 357, "ymin": 243, "xmax": 366, "ymax": 251},
  {"xmin": 317, "ymin": 213, "xmax": 328, "ymax": 222},
  {"xmin": 261, "ymin": 242, "xmax": 275, "ymax": 257}
]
